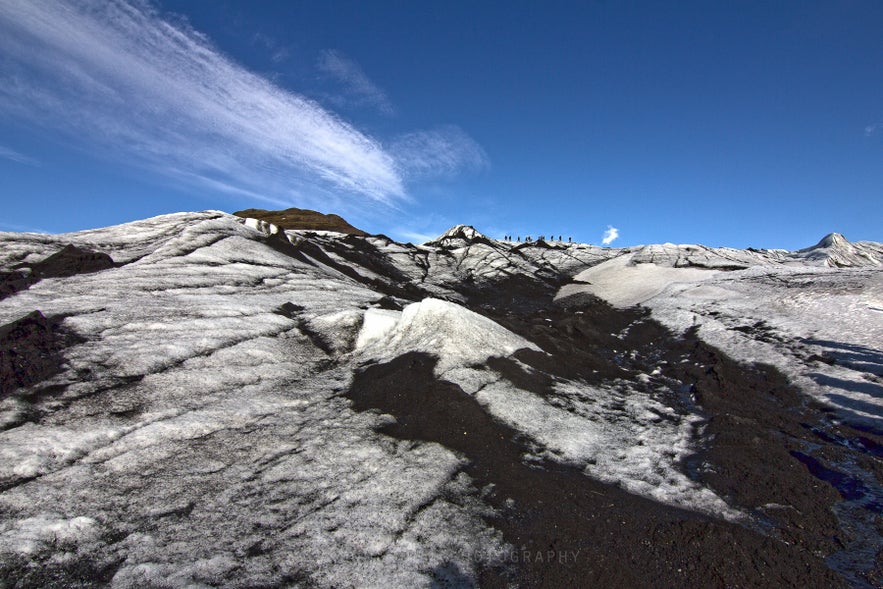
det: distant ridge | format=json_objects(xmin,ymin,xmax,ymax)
[
  {"xmin": 424, "ymin": 225, "xmax": 883, "ymax": 268},
  {"xmin": 794, "ymin": 232, "xmax": 883, "ymax": 267},
  {"xmin": 232, "ymin": 207, "xmax": 368, "ymax": 236}
]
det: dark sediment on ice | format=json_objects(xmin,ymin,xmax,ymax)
[
  {"xmin": 347, "ymin": 277, "xmax": 882, "ymax": 587},
  {"xmin": 262, "ymin": 230, "xmax": 428, "ymax": 302},
  {"xmin": 347, "ymin": 351, "xmax": 847, "ymax": 588},
  {"xmin": 663, "ymin": 331, "xmax": 883, "ymax": 587},
  {"xmin": 303, "ymin": 234, "xmax": 429, "ymax": 301},
  {"xmin": 0, "ymin": 310, "xmax": 81, "ymax": 402},
  {"xmin": 491, "ymin": 288, "xmax": 880, "ymax": 536},
  {"xmin": 28, "ymin": 244, "xmax": 115, "ymax": 279},
  {"xmin": 0, "ymin": 269, "xmax": 32, "ymax": 301},
  {"xmin": 0, "ymin": 550, "xmax": 122, "ymax": 589},
  {"xmin": 0, "ymin": 244, "xmax": 115, "ymax": 300}
]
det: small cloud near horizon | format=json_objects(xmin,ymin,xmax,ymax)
[
  {"xmin": 0, "ymin": 220, "xmax": 52, "ymax": 233},
  {"xmin": 602, "ymin": 225, "xmax": 619, "ymax": 245},
  {"xmin": 393, "ymin": 229, "xmax": 438, "ymax": 244}
]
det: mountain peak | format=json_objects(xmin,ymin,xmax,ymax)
[
  {"xmin": 793, "ymin": 231, "xmax": 883, "ymax": 267},
  {"xmin": 437, "ymin": 225, "xmax": 487, "ymax": 241},
  {"xmin": 425, "ymin": 225, "xmax": 492, "ymax": 246},
  {"xmin": 813, "ymin": 232, "xmax": 849, "ymax": 249},
  {"xmin": 797, "ymin": 232, "xmax": 851, "ymax": 254}
]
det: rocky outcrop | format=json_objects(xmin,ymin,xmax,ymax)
[
  {"xmin": 232, "ymin": 207, "xmax": 369, "ymax": 235},
  {"xmin": 0, "ymin": 244, "xmax": 115, "ymax": 300}
]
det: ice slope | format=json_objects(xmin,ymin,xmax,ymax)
[
  {"xmin": 0, "ymin": 213, "xmax": 508, "ymax": 587},
  {"xmin": 557, "ymin": 253, "xmax": 722, "ymax": 308},
  {"xmin": 557, "ymin": 246, "xmax": 883, "ymax": 434},
  {"xmin": 549, "ymin": 236, "xmax": 882, "ymax": 587},
  {"xmin": 354, "ymin": 299, "xmax": 739, "ymax": 517}
]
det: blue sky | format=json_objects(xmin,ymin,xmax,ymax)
[{"xmin": 0, "ymin": 0, "xmax": 881, "ymax": 249}]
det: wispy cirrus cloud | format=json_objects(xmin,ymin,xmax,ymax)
[
  {"xmin": 0, "ymin": 144, "xmax": 38, "ymax": 166},
  {"xmin": 601, "ymin": 225, "xmax": 619, "ymax": 245},
  {"xmin": 0, "ymin": 0, "xmax": 410, "ymax": 207},
  {"xmin": 317, "ymin": 50, "xmax": 395, "ymax": 116},
  {"xmin": 391, "ymin": 126, "xmax": 489, "ymax": 180},
  {"xmin": 251, "ymin": 32, "xmax": 290, "ymax": 64}
]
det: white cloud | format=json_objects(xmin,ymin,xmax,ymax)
[
  {"xmin": 601, "ymin": 225, "xmax": 619, "ymax": 245},
  {"xmin": 0, "ymin": 0, "xmax": 406, "ymax": 206},
  {"xmin": 391, "ymin": 126, "xmax": 489, "ymax": 180},
  {"xmin": 392, "ymin": 229, "xmax": 437, "ymax": 244},
  {"xmin": 0, "ymin": 220, "xmax": 51, "ymax": 233},
  {"xmin": 866, "ymin": 122, "xmax": 882, "ymax": 137},
  {"xmin": 0, "ymin": 144, "xmax": 38, "ymax": 166},
  {"xmin": 317, "ymin": 50, "xmax": 394, "ymax": 116}
]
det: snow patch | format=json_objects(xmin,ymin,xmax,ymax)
[
  {"xmin": 240, "ymin": 216, "xmax": 280, "ymax": 236},
  {"xmin": 557, "ymin": 254, "xmax": 720, "ymax": 307},
  {"xmin": 355, "ymin": 308, "xmax": 401, "ymax": 349},
  {"xmin": 0, "ymin": 515, "xmax": 99, "ymax": 555}
]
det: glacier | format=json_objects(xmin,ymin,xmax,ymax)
[{"xmin": 0, "ymin": 211, "xmax": 880, "ymax": 588}]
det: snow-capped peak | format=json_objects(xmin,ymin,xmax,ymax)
[
  {"xmin": 435, "ymin": 225, "xmax": 487, "ymax": 241},
  {"xmin": 425, "ymin": 225, "xmax": 492, "ymax": 247},
  {"xmin": 809, "ymin": 232, "xmax": 849, "ymax": 250},
  {"xmin": 794, "ymin": 232, "xmax": 882, "ymax": 267}
]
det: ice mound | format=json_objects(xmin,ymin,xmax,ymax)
[{"xmin": 355, "ymin": 298, "xmax": 539, "ymax": 374}]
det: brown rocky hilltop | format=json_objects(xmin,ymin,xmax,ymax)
[{"xmin": 232, "ymin": 207, "xmax": 368, "ymax": 236}]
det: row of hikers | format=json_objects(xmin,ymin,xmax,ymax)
[{"xmin": 502, "ymin": 235, "xmax": 573, "ymax": 243}]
